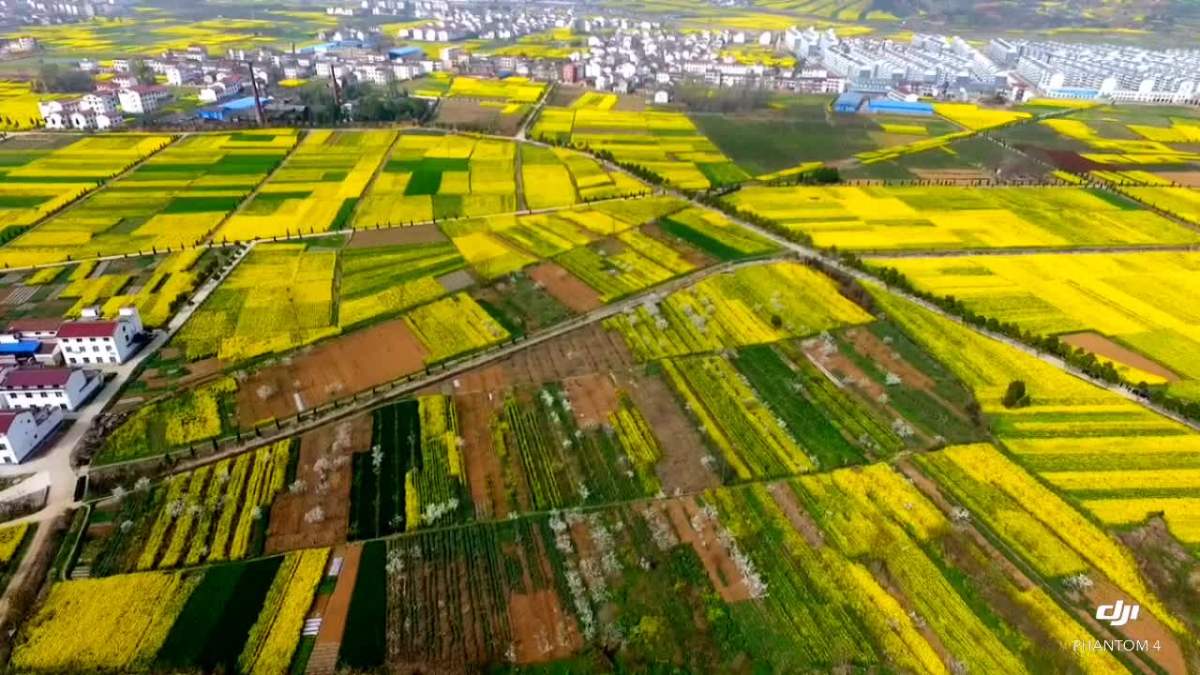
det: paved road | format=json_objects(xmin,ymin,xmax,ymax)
[{"xmin": 0, "ymin": 243, "xmax": 253, "ymax": 615}]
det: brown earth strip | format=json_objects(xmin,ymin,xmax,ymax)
[
  {"xmin": 348, "ymin": 223, "xmax": 448, "ymax": 248},
  {"xmin": 1061, "ymin": 331, "xmax": 1180, "ymax": 383},
  {"xmin": 264, "ymin": 416, "xmax": 371, "ymax": 554},
  {"xmin": 562, "ymin": 372, "xmax": 619, "ymax": 429},
  {"xmin": 237, "ymin": 318, "xmax": 429, "ymax": 427},
  {"xmin": 615, "ymin": 370, "xmax": 720, "ymax": 494},
  {"xmin": 662, "ymin": 496, "xmax": 751, "ymax": 603},
  {"xmin": 527, "ymin": 262, "xmax": 602, "ymax": 313}
]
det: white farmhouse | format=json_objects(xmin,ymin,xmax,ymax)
[
  {"xmin": 57, "ymin": 307, "xmax": 143, "ymax": 367},
  {"xmin": 118, "ymin": 86, "xmax": 172, "ymax": 115},
  {"xmin": 0, "ymin": 408, "xmax": 64, "ymax": 464},
  {"xmin": 0, "ymin": 368, "xmax": 102, "ymax": 412}
]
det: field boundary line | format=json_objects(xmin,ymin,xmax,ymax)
[{"xmin": 87, "ymin": 253, "xmax": 793, "ymax": 477}]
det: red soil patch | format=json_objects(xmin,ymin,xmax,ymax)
[
  {"xmin": 909, "ymin": 168, "xmax": 990, "ymax": 181},
  {"xmin": 237, "ymin": 318, "xmax": 429, "ymax": 427},
  {"xmin": 1036, "ymin": 148, "xmax": 1107, "ymax": 173},
  {"xmin": 615, "ymin": 370, "xmax": 720, "ymax": 494},
  {"xmin": 1153, "ymin": 171, "xmax": 1200, "ymax": 187},
  {"xmin": 662, "ymin": 496, "xmax": 752, "ymax": 603},
  {"xmin": 455, "ymin": 391, "xmax": 512, "ymax": 518},
  {"xmin": 562, "ymin": 373, "xmax": 619, "ymax": 429},
  {"xmin": 173, "ymin": 357, "xmax": 225, "ymax": 388},
  {"xmin": 499, "ymin": 323, "xmax": 635, "ymax": 387},
  {"xmin": 508, "ymin": 589, "xmax": 581, "ymax": 664},
  {"xmin": 527, "ymin": 262, "xmax": 602, "ymax": 313},
  {"xmin": 844, "ymin": 327, "xmax": 935, "ymax": 390},
  {"xmin": 348, "ymin": 223, "xmax": 447, "ymax": 248},
  {"xmin": 767, "ymin": 482, "xmax": 825, "ymax": 549},
  {"xmin": 264, "ymin": 416, "xmax": 371, "ymax": 554},
  {"xmin": 1062, "ymin": 332, "xmax": 1179, "ymax": 383},
  {"xmin": 316, "ymin": 544, "xmax": 362, "ymax": 647},
  {"xmin": 802, "ymin": 337, "xmax": 886, "ymax": 400}
]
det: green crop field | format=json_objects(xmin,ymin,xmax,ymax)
[{"xmin": 3, "ymin": 26, "xmax": 1200, "ymax": 674}]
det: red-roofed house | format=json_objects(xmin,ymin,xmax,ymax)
[
  {"xmin": 0, "ymin": 408, "xmax": 64, "ymax": 464},
  {"xmin": 0, "ymin": 367, "xmax": 102, "ymax": 412},
  {"xmin": 58, "ymin": 307, "xmax": 143, "ymax": 367},
  {"xmin": 6, "ymin": 318, "xmax": 62, "ymax": 339}
]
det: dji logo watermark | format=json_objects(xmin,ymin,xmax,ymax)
[
  {"xmin": 1073, "ymin": 602, "xmax": 1159, "ymax": 655},
  {"xmin": 1095, "ymin": 600, "xmax": 1140, "ymax": 627}
]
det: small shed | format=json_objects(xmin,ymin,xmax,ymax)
[
  {"xmin": 865, "ymin": 99, "xmax": 934, "ymax": 116},
  {"xmin": 833, "ymin": 91, "xmax": 867, "ymax": 113}
]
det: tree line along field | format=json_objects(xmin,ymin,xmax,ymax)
[
  {"xmin": 724, "ymin": 184, "xmax": 1200, "ymax": 251},
  {"xmin": 0, "ymin": 129, "xmax": 648, "ymax": 269},
  {"xmin": 16, "ymin": 216, "xmax": 1200, "ymax": 672},
  {"xmin": 8, "ymin": 99, "xmax": 1200, "ymax": 673},
  {"xmin": 868, "ymin": 251, "xmax": 1200, "ymax": 400}
]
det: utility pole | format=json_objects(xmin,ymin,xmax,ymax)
[
  {"xmin": 246, "ymin": 61, "xmax": 266, "ymax": 126},
  {"xmin": 329, "ymin": 64, "xmax": 343, "ymax": 122}
]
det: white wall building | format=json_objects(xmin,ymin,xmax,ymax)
[
  {"xmin": 57, "ymin": 307, "xmax": 143, "ymax": 367},
  {"xmin": 0, "ymin": 368, "xmax": 102, "ymax": 412},
  {"xmin": 117, "ymin": 86, "xmax": 172, "ymax": 114},
  {"xmin": 0, "ymin": 408, "xmax": 64, "ymax": 465}
]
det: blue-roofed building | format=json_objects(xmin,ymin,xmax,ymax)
[
  {"xmin": 388, "ymin": 46, "xmax": 423, "ymax": 61},
  {"xmin": 198, "ymin": 96, "xmax": 271, "ymax": 122},
  {"xmin": 865, "ymin": 99, "xmax": 934, "ymax": 116},
  {"xmin": 833, "ymin": 91, "xmax": 867, "ymax": 113},
  {"xmin": 1045, "ymin": 87, "xmax": 1100, "ymax": 101},
  {"xmin": 0, "ymin": 340, "xmax": 41, "ymax": 357}
]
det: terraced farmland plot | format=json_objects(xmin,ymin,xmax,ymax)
[
  {"xmin": 0, "ymin": 134, "xmax": 106, "ymax": 231},
  {"xmin": 691, "ymin": 98, "xmax": 961, "ymax": 175},
  {"xmin": 83, "ymin": 441, "xmax": 292, "ymax": 573},
  {"xmin": 150, "ymin": 234, "xmax": 467, "ymax": 385},
  {"xmin": 402, "ymin": 293, "xmax": 510, "ymax": 364},
  {"xmin": 520, "ymin": 144, "xmax": 649, "ymax": 209},
  {"xmin": 916, "ymin": 443, "xmax": 1189, "ymax": 643},
  {"xmin": 445, "ymin": 75, "xmax": 546, "ymax": 104},
  {"xmin": 174, "ymin": 243, "xmax": 338, "ymax": 363},
  {"xmin": 1034, "ymin": 105, "xmax": 1200, "ymax": 174},
  {"xmin": 13, "ymin": 548, "xmax": 330, "ymax": 675},
  {"xmin": 0, "ymin": 134, "xmax": 176, "ymax": 265},
  {"xmin": 0, "ymin": 249, "xmax": 205, "ymax": 329},
  {"xmin": 217, "ymin": 129, "xmax": 393, "ymax": 241},
  {"xmin": 338, "ymin": 240, "xmax": 465, "ymax": 329},
  {"xmin": 605, "ymin": 261, "xmax": 872, "ymax": 360},
  {"xmin": 0, "ymin": 131, "xmax": 298, "ymax": 266},
  {"xmin": 657, "ymin": 206, "xmax": 778, "ymax": 260},
  {"xmin": 335, "ymin": 463, "xmax": 1139, "ymax": 673},
  {"xmin": 725, "ymin": 185, "xmax": 1200, "ymax": 251},
  {"xmin": 872, "ymin": 288, "xmax": 1200, "ymax": 548},
  {"xmin": 1121, "ymin": 186, "xmax": 1200, "ymax": 226},
  {"xmin": 872, "ymin": 251, "xmax": 1200, "ymax": 398},
  {"xmin": 531, "ymin": 104, "xmax": 750, "ymax": 189},
  {"xmin": 352, "ymin": 134, "xmax": 517, "ymax": 225},
  {"xmin": 435, "ymin": 196, "xmax": 692, "ymax": 286},
  {"xmin": 0, "ymin": 80, "xmax": 40, "ymax": 130}
]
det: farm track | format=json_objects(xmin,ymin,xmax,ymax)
[
  {"xmin": 2, "ymin": 191, "xmax": 643, "ymax": 275},
  {"xmin": 92, "ymin": 252, "xmax": 794, "ymax": 476},
  {"xmin": 552, "ymin": 139, "xmax": 1200, "ymax": 436},
  {"xmin": 4, "ymin": 113, "xmax": 1200, "ymax": 646},
  {"xmin": 0, "ymin": 242, "xmax": 257, "ymax": 620}
]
